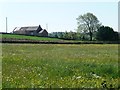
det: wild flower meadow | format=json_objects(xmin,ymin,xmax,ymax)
[{"xmin": 2, "ymin": 44, "xmax": 119, "ymax": 88}]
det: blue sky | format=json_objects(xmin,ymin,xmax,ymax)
[{"xmin": 0, "ymin": 1, "xmax": 118, "ymax": 33}]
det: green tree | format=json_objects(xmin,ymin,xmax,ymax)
[
  {"xmin": 76, "ymin": 12, "xmax": 101, "ymax": 41},
  {"xmin": 113, "ymin": 31, "xmax": 119, "ymax": 41},
  {"xmin": 75, "ymin": 32, "xmax": 81, "ymax": 40},
  {"xmin": 68, "ymin": 31, "xmax": 75, "ymax": 40},
  {"xmin": 96, "ymin": 26, "xmax": 115, "ymax": 41},
  {"xmin": 63, "ymin": 31, "xmax": 69, "ymax": 40}
]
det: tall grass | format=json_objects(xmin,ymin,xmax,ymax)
[{"xmin": 2, "ymin": 44, "xmax": 119, "ymax": 88}]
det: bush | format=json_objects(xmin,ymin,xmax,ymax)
[{"xmin": 96, "ymin": 26, "xmax": 118, "ymax": 41}]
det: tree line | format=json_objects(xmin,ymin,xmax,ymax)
[{"xmin": 49, "ymin": 12, "xmax": 119, "ymax": 41}]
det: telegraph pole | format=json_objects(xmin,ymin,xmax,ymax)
[
  {"xmin": 46, "ymin": 23, "xmax": 48, "ymax": 31},
  {"xmin": 6, "ymin": 17, "xmax": 7, "ymax": 33}
]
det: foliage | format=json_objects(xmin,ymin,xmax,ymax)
[
  {"xmin": 96, "ymin": 26, "xmax": 118, "ymax": 41},
  {"xmin": 48, "ymin": 32, "xmax": 65, "ymax": 39},
  {"xmin": 76, "ymin": 12, "xmax": 101, "ymax": 41},
  {"xmin": 2, "ymin": 44, "xmax": 119, "ymax": 88},
  {"xmin": 49, "ymin": 31, "xmax": 82, "ymax": 40},
  {"xmin": 113, "ymin": 31, "xmax": 119, "ymax": 41},
  {"xmin": 63, "ymin": 31, "xmax": 77, "ymax": 40},
  {"xmin": 49, "ymin": 32, "xmax": 81, "ymax": 40}
]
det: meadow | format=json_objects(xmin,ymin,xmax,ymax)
[
  {"xmin": 2, "ymin": 44, "xmax": 119, "ymax": 88},
  {"xmin": 1, "ymin": 34, "xmax": 62, "ymax": 41}
]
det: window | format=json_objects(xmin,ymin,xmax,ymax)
[{"xmin": 31, "ymin": 32, "xmax": 34, "ymax": 35}]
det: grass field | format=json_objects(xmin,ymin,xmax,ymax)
[
  {"xmin": 1, "ymin": 34, "xmax": 62, "ymax": 41},
  {"xmin": 2, "ymin": 44, "xmax": 119, "ymax": 88}
]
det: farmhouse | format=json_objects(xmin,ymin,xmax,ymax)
[{"xmin": 13, "ymin": 25, "xmax": 48, "ymax": 37}]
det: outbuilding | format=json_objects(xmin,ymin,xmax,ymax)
[{"xmin": 13, "ymin": 25, "xmax": 48, "ymax": 37}]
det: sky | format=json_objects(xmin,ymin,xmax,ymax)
[{"xmin": 0, "ymin": 0, "xmax": 119, "ymax": 33}]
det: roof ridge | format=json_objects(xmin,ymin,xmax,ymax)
[{"xmin": 21, "ymin": 26, "xmax": 39, "ymax": 28}]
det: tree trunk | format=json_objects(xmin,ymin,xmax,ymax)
[{"xmin": 89, "ymin": 31, "xmax": 92, "ymax": 41}]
